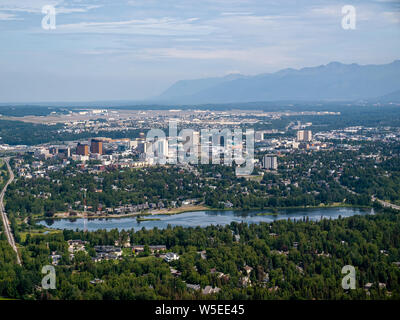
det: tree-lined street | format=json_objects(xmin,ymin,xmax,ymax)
[{"xmin": 0, "ymin": 158, "xmax": 21, "ymax": 265}]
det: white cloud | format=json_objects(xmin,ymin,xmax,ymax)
[
  {"xmin": 56, "ymin": 17, "xmax": 216, "ymax": 36},
  {"xmin": 309, "ymin": 6, "xmax": 341, "ymax": 17},
  {"xmin": 56, "ymin": 5, "xmax": 102, "ymax": 14},
  {"xmin": 0, "ymin": 12, "xmax": 20, "ymax": 20},
  {"xmin": 0, "ymin": 1, "xmax": 101, "ymax": 15},
  {"xmin": 140, "ymin": 46, "xmax": 299, "ymax": 66},
  {"xmin": 0, "ymin": 1, "xmax": 61, "ymax": 13},
  {"xmin": 220, "ymin": 12, "xmax": 254, "ymax": 16},
  {"xmin": 382, "ymin": 11, "xmax": 400, "ymax": 24},
  {"xmin": 307, "ymin": 4, "xmax": 388, "ymax": 22},
  {"xmin": 225, "ymin": 70, "xmax": 241, "ymax": 74}
]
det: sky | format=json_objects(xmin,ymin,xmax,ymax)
[{"xmin": 0, "ymin": 0, "xmax": 399, "ymax": 103}]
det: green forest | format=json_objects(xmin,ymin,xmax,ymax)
[{"xmin": 0, "ymin": 208, "xmax": 399, "ymax": 300}]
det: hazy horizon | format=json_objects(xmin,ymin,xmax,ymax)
[
  {"xmin": 1, "ymin": 0, "xmax": 400, "ymax": 103},
  {"xmin": 0, "ymin": 59, "xmax": 398, "ymax": 105}
]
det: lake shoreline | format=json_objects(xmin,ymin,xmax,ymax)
[
  {"xmin": 37, "ymin": 206, "xmax": 375, "ymax": 232},
  {"xmin": 34, "ymin": 203, "xmax": 373, "ymax": 221}
]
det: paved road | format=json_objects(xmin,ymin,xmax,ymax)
[
  {"xmin": 371, "ymin": 196, "xmax": 400, "ymax": 211},
  {"xmin": 335, "ymin": 177, "xmax": 400, "ymax": 211},
  {"xmin": 334, "ymin": 177, "xmax": 358, "ymax": 195},
  {"xmin": 0, "ymin": 158, "xmax": 21, "ymax": 265}
]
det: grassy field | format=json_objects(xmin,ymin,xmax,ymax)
[
  {"xmin": 242, "ymin": 175, "xmax": 264, "ymax": 182},
  {"xmin": 136, "ymin": 217, "xmax": 161, "ymax": 222},
  {"xmin": 147, "ymin": 204, "xmax": 211, "ymax": 215},
  {"xmin": 255, "ymin": 212, "xmax": 276, "ymax": 216},
  {"xmin": 37, "ymin": 204, "xmax": 213, "ymax": 220},
  {"xmin": 135, "ymin": 256, "xmax": 158, "ymax": 262},
  {"xmin": 19, "ymin": 229, "xmax": 62, "ymax": 242}
]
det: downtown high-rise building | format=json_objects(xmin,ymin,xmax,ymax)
[
  {"xmin": 90, "ymin": 139, "xmax": 103, "ymax": 155},
  {"xmin": 263, "ymin": 155, "xmax": 278, "ymax": 170},
  {"xmin": 146, "ymin": 138, "xmax": 168, "ymax": 163},
  {"xmin": 76, "ymin": 143, "xmax": 89, "ymax": 156},
  {"xmin": 297, "ymin": 130, "xmax": 312, "ymax": 142}
]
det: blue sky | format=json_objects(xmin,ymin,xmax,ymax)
[{"xmin": 0, "ymin": 0, "xmax": 399, "ymax": 102}]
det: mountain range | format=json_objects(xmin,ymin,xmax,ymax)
[{"xmin": 156, "ymin": 60, "xmax": 400, "ymax": 104}]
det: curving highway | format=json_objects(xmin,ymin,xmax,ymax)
[
  {"xmin": 335, "ymin": 177, "xmax": 400, "ymax": 211},
  {"xmin": 371, "ymin": 196, "xmax": 400, "ymax": 211},
  {"xmin": 0, "ymin": 157, "xmax": 21, "ymax": 265}
]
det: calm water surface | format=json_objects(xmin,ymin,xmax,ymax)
[{"xmin": 38, "ymin": 207, "xmax": 374, "ymax": 231}]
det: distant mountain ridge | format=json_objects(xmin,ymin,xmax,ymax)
[
  {"xmin": 156, "ymin": 60, "xmax": 400, "ymax": 104},
  {"xmin": 373, "ymin": 89, "xmax": 400, "ymax": 103},
  {"xmin": 159, "ymin": 73, "xmax": 247, "ymax": 101}
]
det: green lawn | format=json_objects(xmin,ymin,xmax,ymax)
[
  {"xmin": 135, "ymin": 256, "xmax": 158, "ymax": 262},
  {"xmin": 19, "ymin": 229, "xmax": 62, "ymax": 242}
]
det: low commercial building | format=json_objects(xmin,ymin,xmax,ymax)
[{"xmin": 164, "ymin": 252, "xmax": 180, "ymax": 262}]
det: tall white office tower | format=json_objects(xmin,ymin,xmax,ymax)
[
  {"xmin": 263, "ymin": 155, "xmax": 278, "ymax": 170},
  {"xmin": 297, "ymin": 130, "xmax": 312, "ymax": 142}
]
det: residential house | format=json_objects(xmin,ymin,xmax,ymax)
[
  {"xmin": 202, "ymin": 286, "xmax": 221, "ymax": 295},
  {"xmin": 186, "ymin": 284, "xmax": 201, "ymax": 291}
]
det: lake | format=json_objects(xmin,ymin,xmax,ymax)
[{"xmin": 38, "ymin": 207, "xmax": 374, "ymax": 231}]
